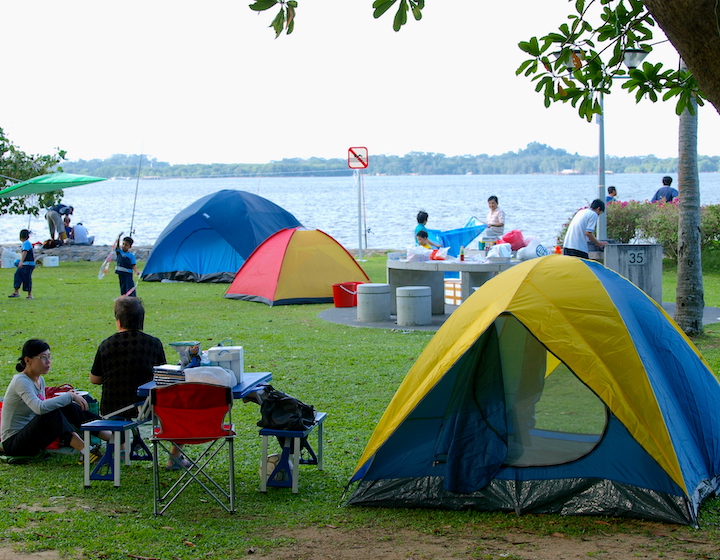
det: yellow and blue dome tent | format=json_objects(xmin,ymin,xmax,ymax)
[{"xmin": 347, "ymin": 256, "xmax": 720, "ymax": 525}]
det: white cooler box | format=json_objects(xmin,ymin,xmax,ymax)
[{"xmin": 207, "ymin": 346, "xmax": 244, "ymax": 384}]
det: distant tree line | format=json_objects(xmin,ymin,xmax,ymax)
[{"xmin": 61, "ymin": 143, "xmax": 720, "ymax": 179}]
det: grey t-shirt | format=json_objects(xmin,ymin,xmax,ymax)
[{"xmin": 1, "ymin": 373, "xmax": 72, "ymax": 442}]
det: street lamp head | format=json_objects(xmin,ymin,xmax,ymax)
[
  {"xmin": 552, "ymin": 49, "xmax": 583, "ymax": 72},
  {"xmin": 622, "ymin": 48, "xmax": 649, "ymax": 70}
]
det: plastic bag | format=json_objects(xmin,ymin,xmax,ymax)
[
  {"xmin": 406, "ymin": 246, "xmax": 432, "ymax": 262},
  {"xmin": 499, "ymin": 229, "xmax": 527, "ymax": 251},
  {"xmin": 518, "ymin": 239, "xmax": 550, "ymax": 260},
  {"xmin": 430, "ymin": 247, "xmax": 449, "ymax": 260},
  {"xmin": 184, "ymin": 366, "xmax": 236, "ymax": 387},
  {"xmin": 487, "ymin": 243, "xmax": 512, "ymax": 258}
]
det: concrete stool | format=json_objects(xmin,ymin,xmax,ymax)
[
  {"xmin": 357, "ymin": 283, "xmax": 391, "ymax": 322},
  {"xmin": 396, "ymin": 286, "xmax": 432, "ymax": 326}
]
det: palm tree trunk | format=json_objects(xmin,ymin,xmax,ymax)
[{"xmin": 674, "ymin": 61, "xmax": 704, "ymax": 335}]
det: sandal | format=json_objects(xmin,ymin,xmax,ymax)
[
  {"xmin": 8, "ymin": 294, "xmax": 19, "ymax": 298},
  {"xmin": 164, "ymin": 456, "xmax": 191, "ymax": 471}
]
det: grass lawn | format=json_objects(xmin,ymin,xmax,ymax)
[{"xmin": 1, "ymin": 255, "xmax": 720, "ymax": 559}]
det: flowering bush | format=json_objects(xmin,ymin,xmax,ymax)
[{"xmin": 606, "ymin": 200, "xmax": 652, "ymax": 243}]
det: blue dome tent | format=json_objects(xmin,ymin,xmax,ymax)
[{"xmin": 142, "ymin": 190, "xmax": 302, "ymax": 283}]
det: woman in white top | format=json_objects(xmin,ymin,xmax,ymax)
[{"xmin": 484, "ymin": 196, "xmax": 505, "ymax": 240}]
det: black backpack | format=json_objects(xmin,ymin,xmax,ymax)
[{"xmin": 257, "ymin": 386, "xmax": 316, "ymax": 431}]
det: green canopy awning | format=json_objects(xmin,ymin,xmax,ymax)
[{"xmin": 0, "ymin": 172, "xmax": 107, "ymax": 198}]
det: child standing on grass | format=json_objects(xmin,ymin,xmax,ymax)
[
  {"xmin": 114, "ymin": 234, "xmax": 139, "ymax": 297},
  {"xmin": 9, "ymin": 229, "xmax": 35, "ymax": 300}
]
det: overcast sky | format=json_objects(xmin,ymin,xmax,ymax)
[{"xmin": 4, "ymin": 0, "xmax": 719, "ymax": 165}]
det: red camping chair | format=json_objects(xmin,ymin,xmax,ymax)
[{"xmin": 150, "ymin": 383, "xmax": 235, "ymax": 515}]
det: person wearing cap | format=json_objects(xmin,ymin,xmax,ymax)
[{"xmin": 45, "ymin": 204, "xmax": 74, "ymax": 242}]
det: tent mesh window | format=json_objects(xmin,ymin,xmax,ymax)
[{"xmin": 495, "ymin": 315, "xmax": 607, "ymax": 468}]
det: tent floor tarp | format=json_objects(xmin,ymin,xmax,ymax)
[{"xmin": 347, "ymin": 476, "xmax": 694, "ymax": 525}]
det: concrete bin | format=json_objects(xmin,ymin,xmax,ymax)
[
  {"xmin": 604, "ymin": 244, "xmax": 663, "ymax": 303},
  {"xmin": 396, "ymin": 286, "xmax": 432, "ymax": 326},
  {"xmin": 357, "ymin": 283, "xmax": 391, "ymax": 323}
]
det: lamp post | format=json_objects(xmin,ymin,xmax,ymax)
[{"xmin": 596, "ymin": 48, "xmax": 649, "ymax": 240}]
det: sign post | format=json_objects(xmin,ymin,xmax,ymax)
[{"xmin": 348, "ymin": 147, "xmax": 369, "ymax": 261}]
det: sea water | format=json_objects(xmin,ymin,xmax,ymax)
[{"xmin": 2, "ymin": 173, "xmax": 719, "ymax": 251}]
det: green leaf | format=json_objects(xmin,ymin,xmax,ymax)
[
  {"xmin": 270, "ymin": 7, "xmax": 285, "ymax": 38},
  {"xmin": 518, "ymin": 37, "xmax": 540, "ymax": 56},
  {"xmin": 249, "ymin": 0, "xmax": 278, "ymax": 12},
  {"xmin": 516, "ymin": 59, "xmax": 533, "ymax": 76},
  {"xmin": 373, "ymin": 0, "xmax": 396, "ymax": 19},
  {"xmin": 392, "ymin": 0, "xmax": 408, "ymax": 31}
]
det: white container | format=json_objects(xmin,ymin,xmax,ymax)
[
  {"xmin": 1, "ymin": 248, "xmax": 19, "ymax": 268},
  {"xmin": 42, "ymin": 256, "xmax": 59, "ymax": 267},
  {"xmin": 208, "ymin": 346, "xmax": 244, "ymax": 384}
]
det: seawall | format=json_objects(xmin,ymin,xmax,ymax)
[{"xmin": 0, "ymin": 244, "xmax": 151, "ymax": 263}]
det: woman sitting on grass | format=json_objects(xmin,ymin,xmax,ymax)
[{"xmin": 0, "ymin": 339, "xmax": 111, "ymax": 462}]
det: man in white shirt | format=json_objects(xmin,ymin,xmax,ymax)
[
  {"xmin": 562, "ymin": 199, "xmax": 608, "ymax": 258},
  {"xmin": 70, "ymin": 223, "xmax": 94, "ymax": 245}
]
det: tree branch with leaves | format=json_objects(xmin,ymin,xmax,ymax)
[
  {"xmin": 515, "ymin": 0, "xmax": 703, "ymax": 121},
  {"xmin": 0, "ymin": 127, "xmax": 67, "ymax": 217}
]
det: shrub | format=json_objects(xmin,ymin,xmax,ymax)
[
  {"xmin": 606, "ymin": 200, "xmax": 652, "ymax": 243},
  {"xmin": 638, "ymin": 200, "xmax": 680, "ymax": 258},
  {"xmin": 701, "ymin": 204, "xmax": 720, "ymax": 250},
  {"xmin": 639, "ymin": 202, "xmax": 720, "ymax": 261}
]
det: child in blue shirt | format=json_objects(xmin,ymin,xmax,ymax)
[
  {"xmin": 114, "ymin": 234, "xmax": 139, "ymax": 297},
  {"xmin": 9, "ymin": 229, "xmax": 35, "ymax": 300}
]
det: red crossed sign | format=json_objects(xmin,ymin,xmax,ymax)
[{"xmin": 348, "ymin": 147, "xmax": 369, "ymax": 169}]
